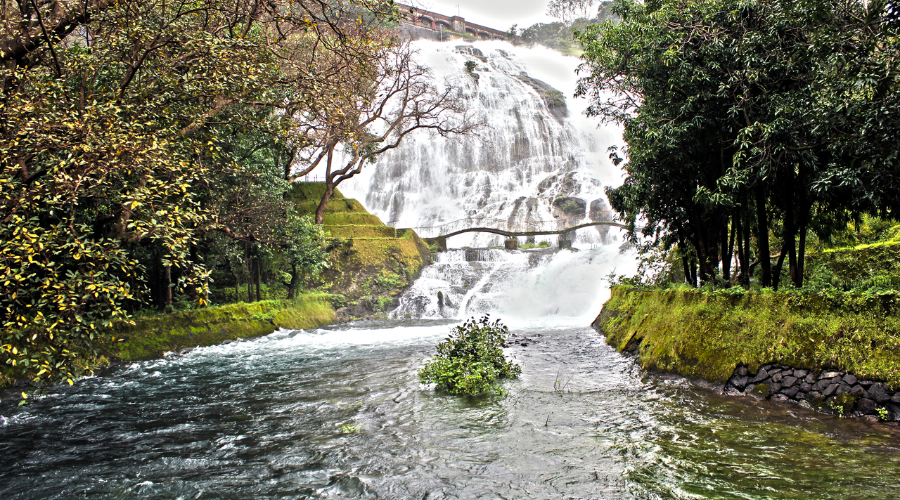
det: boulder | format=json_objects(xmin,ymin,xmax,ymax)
[
  {"xmin": 856, "ymin": 397, "xmax": 878, "ymax": 415},
  {"xmin": 731, "ymin": 376, "xmax": 749, "ymax": 391},
  {"xmin": 782, "ymin": 386, "xmax": 800, "ymax": 399},
  {"xmin": 749, "ymin": 384, "xmax": 770, "ymax": 399},
  {"xmin": 552, "ymin": 196, "xmax": 586, "ymax": 217},
  {"xmin": 867, "ymin": 383, "xmax": 891, "ymax": 404},
  {"xmin": 750, "ymin": 367, "xmax": 769, "ymax": 384}
]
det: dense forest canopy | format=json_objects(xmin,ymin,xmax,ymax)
[
  {"xmin": 0, "ymin": 0, "xmax": 457, "ymax": 385},
  {"xmin": 575, "ymin": 0, "xmax": 900, "ymax": 288}
]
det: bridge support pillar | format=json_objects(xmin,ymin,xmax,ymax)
[
  {"xmin": 558, "ymin": 231, "xmax": 574, "ymax": 249},
  {"xmin": 504, "ymin": 237, "xmax": 518, "ymax": 250}
]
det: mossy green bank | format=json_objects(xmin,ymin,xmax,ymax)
[
  {"xmin": 0, "ymin": 294, "xmax": 336, "ymax": 388},
  {"xmin": 594, "ymin": 286, "xmax": 900, "ymax": 389},
  {"xmin": 104, "ymin": 294, "xmax": 336, "ymax": 361},
  {"xmin": 289, "ymin": 183, "xmax": 431, "ymax": 319}
]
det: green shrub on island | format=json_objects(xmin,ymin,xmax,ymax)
[{"xmin": 419, "ymin": 316, "xmax": 520, "ymax": 396}]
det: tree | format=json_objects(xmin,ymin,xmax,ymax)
[
  {"xmin": 575, "ymin": 0, "xmax": 900, "ymax": 288},
  {"xmin": 0, "ymin": 0, "xmax": 400, "ymax": 385},
  {"xmin": 276, "ymin": 213, "xmax": 329, "ymax": 299},
  {"xmin": 546, "ymin": 0, "xmax": 596, "ymax": 24},
  {"xmin": 290, "ymin": 39, "xmax": 476, "ymax": 224}
]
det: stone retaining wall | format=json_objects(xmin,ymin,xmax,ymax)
[{"xmin": 725, "ymin": 364, "xmax": 900, "ymax": 421}]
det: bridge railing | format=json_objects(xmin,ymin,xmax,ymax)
[{"xmin": 410, "ymin": 211, "xmax": 616, "ymax": 239}]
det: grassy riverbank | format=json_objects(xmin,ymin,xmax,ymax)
[
  {"xmin": 0, "ymin": 294, "xmax": 336, "ymax": 388},
  {"xmin": 594, "ymin": 286, "xmax": 900, "ymax": 389},
  {"xmin": 104, "ymin": 294, "xmax": 336, "ymax": 361}
]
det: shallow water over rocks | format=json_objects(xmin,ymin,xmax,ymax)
[{"xmin": 2, "ymin": 321, "xmax": 900, "ymax": 499}]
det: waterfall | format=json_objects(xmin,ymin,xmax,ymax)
[
  {"xmin": 391, "ymin": 246, "xmax": 634, "ymax": 326},
  {"xmin": 338, "ymin": 40, "xmax": 637, "ymax": 324}
]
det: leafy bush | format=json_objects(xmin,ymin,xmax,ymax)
[
  {"xmin": 374, "ymin": 272, "xmax": 405, "ymax": 290},
  {"xmin": 419, "ymin": 316, "xmax": 520, "ymax": 396}
]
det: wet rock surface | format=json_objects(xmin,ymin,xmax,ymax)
[{"xmin": 725, "ymin": 363, "xmax": 900, "ymax": 421}]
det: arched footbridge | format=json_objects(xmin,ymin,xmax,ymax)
[{"xmin": 411, "ymin": 211, "xmax": 628, "ymax": 250}]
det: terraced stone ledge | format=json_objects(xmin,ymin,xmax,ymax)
[{"xmin": 726, "ymin": 364, "xmax": 900, "ymax": 421}]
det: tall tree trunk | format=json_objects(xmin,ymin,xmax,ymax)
[
  {"xmin": 784, "ymin": 179, "xmax": 798, "ymax": 288},
  {"xmin": 246, "ymin": 259, "xmax": 254, "ymax": 303},
  {"xmin": 164, "ymin": 264, "xmax": 172, "ymax": 308},
  {"xmin": 287, "ymin": 263, "xmax": 298, "ymax": 299},
  {"xmin": 315, "ymin": 182, "xmax": 334, "ymax": 224},
  {"xmin": 742, "ymin": 205, "xmax": 752, "ymax": 286},
  {"xmin": 255, "ymin": 258, "xmax": 262, "ymax": 301},
  {"xmin": 723, "ymin": 218, "xmax": 734, "ymax": 282},
  {"xmin": 796, "ymin": 223, "xmax": 807, "ymax": 288},
  {"xmin": 755, "ymin": 184, "xmax": 772, "ymax": 287},
  {"xmin": 772, "ymin": 239, "xmax": 790, "ymax": 291}
]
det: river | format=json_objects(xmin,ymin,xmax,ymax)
[{"xmin": 2, "ymin": 317, "xmax": 900, "ymax": 499}]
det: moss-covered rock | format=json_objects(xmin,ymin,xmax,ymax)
[{"xmin": 593, "ymin": 286, "xmax": 900, "ymax": 389}]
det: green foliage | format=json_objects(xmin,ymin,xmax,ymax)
[
  {"xmin": 419, "ymin": 316, "xmax": 520, "ymax": 396},
  {"xmin": 375, "ymin": 296, "xmax": 395, "ymax": 312},
  {"xmin": 575, "ymin": 0, "xmax": 900, "ymax": 289},
  {"xmin": 374, "ymin": 272, "xmax": 404, "ymax": 290}
]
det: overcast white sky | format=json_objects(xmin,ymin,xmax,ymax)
[{"xmin": 406, "ymin": 0, "xmax": 556, "ymax": 31}]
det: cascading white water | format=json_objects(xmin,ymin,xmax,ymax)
[
  {"xmin": 391, "ymin": 246, "xmax": 635, "ymax": 326},
  {"xmin": 339, "ymin": 40, "xmax": 638, "ymax": 324}
]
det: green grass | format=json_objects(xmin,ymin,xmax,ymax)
[
  {"xmin": 104, "ymin": 294, "xmax": 336, "ymax": 362},
  {"xmin": 595, "ymin": 286, "xmax": 900, "ymax": 389}
]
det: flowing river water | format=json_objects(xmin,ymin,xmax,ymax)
[{"xmin": 3, "ymin": 315, "xmax": 900, "ymax": 499}]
